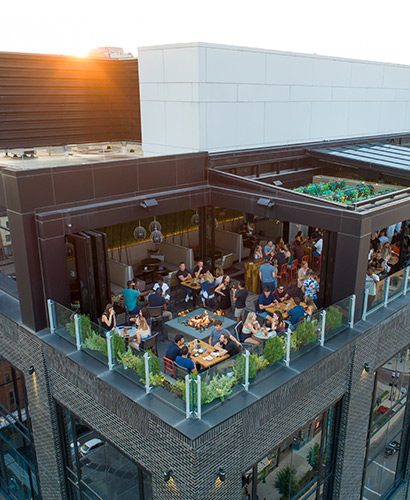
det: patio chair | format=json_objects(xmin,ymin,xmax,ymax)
[
  {"xmin": 215, "ymin": 253, "xmax": 234, "ymax": 271},
  {"xmin": 163, "ymin": 357, "xmax": 176, "ymax": 378},
  {"xmin": 313, "ymin": 254, "xmax": 322, "ymax": 271},
  {"xmin": 139, "ymin": 332, "xmax": 159, "ymax": 355},
  {"xmin": 147, "ymin": 306, "xmax": 165, "ymax": 340},
  {"xmin": 288, "ymin": 260, "xmax": 298, "ymax": 287},
  {"xmin": 175, "ymin": 363, "xmax": 188, "ymax": 380},
  {"xmin": 234, "ymin": 321, "xmax": 254, "ymax": 353},
  {"xmin": 278, "ymin": 263, "xmax": 288, "ymax": 287}
]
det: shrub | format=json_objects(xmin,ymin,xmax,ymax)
[
  {"xmin": 325, "ymin": 306, "xmax": 343, "ymax": 332},
  {"xmin": 294, "ymin": 320, "xmax": 317, "ymax": 347},
  {"xmin": 274, "ymin": 466, "xmax": 299, "ymax": 499},
  {"xmin": 306, "ymin": 442, "xmax": 324, "ymax": 472},
  {"xmin": 82, "ymin": 331, "xmax": 108, "ymax": 355},
  {"xmin": 234, "ymin": 354, "xmax": 256, "ymax": 382},
  {"xmin": 263, "ymin": 336, "xmax": 284, "ymax": 364}
]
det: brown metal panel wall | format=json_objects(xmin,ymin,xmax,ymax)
[{"xmin": 0, "ymin": 52, "xmax": 141, "ymax": 149}]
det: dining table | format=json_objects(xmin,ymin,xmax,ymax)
[
  {"xmin": 253, "ymin": 327, "xmax": 277, "ymax": 340},
  {"xmin": 265, "ymin": 298, "xmax": 307, "ymax": 319},
  {"xmin": 187, "ymin": 339, "xmax": 229, "ymax": 369}
]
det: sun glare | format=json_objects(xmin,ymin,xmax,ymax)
[{"xmin": 70, "ymin": 49, "xmax": 90, "ymax": 58}]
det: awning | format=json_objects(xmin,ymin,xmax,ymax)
[{"xmin": 309, "ymin": 142, "xmax": 410, "ymax": 179}]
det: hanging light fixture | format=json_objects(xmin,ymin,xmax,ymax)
[
  {"xmin": 149, "ymin": 216, "xmax": 162, "ymax": 233},
  {"xmin": 151, "ymin": 230, "xmax": 163, "ymax": 244},
  {"xmin": 133, "ymin": 221, "xmax": 147, "ymax": 241},
  {"xmin": 191, "ymin": 211, "xmax": 200, "ymax": 226}
]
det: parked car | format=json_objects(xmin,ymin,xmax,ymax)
[
  {"xmin": 79, "ymin": 438, "xmax": 104, "ymax": 457},
  {"xmin": 385, "ymin": 440, "xmax": 400, "ymax": 456}
]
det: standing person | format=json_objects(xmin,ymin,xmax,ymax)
[
  {"xmin": 215, "ymin": 275, "xmax": 232, "ymax": 316},
  {"xmin": 293, "ymin": 240, "xmax": 305, "ymax": 264},
  {"xmin": 258, "ymin": 257, "xmax": 277, "ymax": 292},
  {"xmin": 302, "ymin": 271, "xmax": 320, "ymax": 304},
  {"xmin": 313, "ymin": 236, "xmax": 323, "ymax": 257},
  {"xmin": 153, "ymin": 276, "xmax": 170, "ymax": 303},
  {"xmin": 101, "ymin": 303, "xmax": 116, "ymax": 330},
  {"xmin": 233, "ymin": 280, "xmax": 248, "ymax": 323},
  {"xmin": 366, "ymin": 267, "xmax": 380, "ymax": 307},
  {"xmin": 176, "ymin": 262, "xmax": 193, "ymax": 302}
]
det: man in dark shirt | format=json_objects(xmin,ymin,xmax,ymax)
[
  {"xmin": 274, "ymin": 250, "xmax": 287, "ymax": 270},
  {"xmin": 233, "ymin": 280, "xmax": 248, "ymax": 323},
  {"xmin": 287, "ymin": 297, "xmax": 305, "ymax": 325},
  {"xmin": 293, "ymin": 240, "xmax": 305, "ymax": 264},
  {"xmin": 165, "ymin": 334, "xmax": 186, "ymax": 361},
  {"xmin": 176, "ymin": 262, "xmax": 193, "ymax": 302},
  {"xmin": 193, "ymin": 260, "xmax": 208, "ymax": 278},
  {"xmin": 148, "ymin": 289, "xmax": 173, "ymax": 321},
  {"xmin": 273, "ymin": 285, "xmax": 289, "ymax": 303},
  {"xmin": 215, "ymin": 332, "xmax": 239, "ymax": 357},
  {"xmin": 258, "ymin": 286, "xmax": 278, "ymax": 318}
]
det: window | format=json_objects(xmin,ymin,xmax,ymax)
[
  {"xmin": 242, "ymin": 402, "xmax": 340, "ymax": 499},
  {"xmin": 361, "ymin": 348, "xmax": 410, "ymax": 499},
  {"xmin": 56, "ymin": 404, "xmax": 153, "ymax": 500}
]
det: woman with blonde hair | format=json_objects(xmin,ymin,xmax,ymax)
[
  {"xmin": 135, "ymin": 316, "xmax": 151, "ymax": 346},
  {"xmin": 304, "ymin": 296, "xmax": 318, "ymax": 319},
  {"xmin": 254, "ymin": 245, "xmax": 263, "ymax": 260},
  {"xmin": 298, "ymin": 261, "xmax": 309, "ymax": 289},
  {"xmin": 240, "ymin": 312, "xmax": 262, "ymax": 346}
]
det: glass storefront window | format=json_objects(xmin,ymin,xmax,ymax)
[
  {"xmin": 0, "ymin": 357, "xmax": 40, "ymax": 500},
  {"xmin": 242, "ymin": 402, "xmax": 339, "ymax": 499},
  {"xmin": 0, "ymin": 209, "xmax": 18, "ymax": 299},
  {"xmin": 57, "ymin": 404, "xmax": 153, "ymax": 500},
  {"xmin": 362, "ymin": 348, "xmax": 410, "ymax": 500}
]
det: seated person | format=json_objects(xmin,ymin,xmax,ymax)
[
  {"xmin": 257, "ymin": 286, "xmax": 278, "ymax": 319},
  {"xmin": 378, "ymin": 230, "xmax": 389, "ymax": 246},
  {"xmin": 287, "ymin": 297, "xmax": 305, "ymax": 325},
  {"xmin": 176, "ymin": 262, "xmax": 193, "ymax": 302},
  {"xmin": 264, "ymin": 240, "xmax": 276, "ymax": 257},
  {"xmin": 298, "ymin": 261, "xmax": 309, "ymax": 289},
  {"xmin": 101, "ymin": 303, "xmax": 116, "ymax": 330},
  {"xmin": 147, "ymin": 289, "xmax": 173, "ymax": 321},
  {"xmin": 370, "ymin": 251, "xmax": 385, "ymax": 272},
  {"xmin": 153, "ymin": 276, "xmax": 170, "ymax": 303},
  {"xmin": 253, "ymin": 245, "xmax": 264, "ymax": 260},
  {"xmin": 208, "ymin": 319, "xmax": 240, "ymax": 347},
  {"xmin": 165, "ymin": 334, "xmax": 186, "ymax": 361},
  {"xmin": 240, "ymin": 312, "xmax": 262, "ymax": 346},
  {"xmin": 134, "ymin": 316, "xmax": 151, "ymax": 346},
  {"xmin": 267, "ymin": 310, "xmax": 287, "ymax": 335},
  {"xmin": 130, "ymin": 307, "xmax": 151, "ymax": 327},
  {"xmin": 274, "ymin": 250, "xmax": 287, "ymax": 270},
  {"xmin": 215, "ymin": 332, "xmax": 240, "ymax": 357},
  {"xmin": 123, "ymin": 280, "xmax": 150, "ymax": 314},
  {"xmin": 273, "ymin": 284, "xmax": 290, "ymax": 303},
  {"xmin": 175, "ymin": 346, "xmax": 197, "ymax": 374},
  {"xmin": 304, "ymin": 296, "xmax": 317, "ymax": 319},
  {"xmin": 193, "ymin": 260, "xmax": 208, "ymax": 278}
]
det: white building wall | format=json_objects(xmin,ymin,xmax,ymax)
[{"xmin": 138, "ymin": 42, "xmax": 410, "ymax": 153}]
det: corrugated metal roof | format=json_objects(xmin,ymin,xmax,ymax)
[{"xmin": 309, "ymin": 142, "xmax": 410, "ymax": 175}]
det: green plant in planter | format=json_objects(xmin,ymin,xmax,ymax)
[
  {"xmin": 69, "ymin": 313, "xmax": 93, "ymax": 340},
  {"xmin": 233, "ymin": 354, "xmax": 256, "ymax": 382},
  {"xmin": 263, "ymin": 336, "xmax": 284, "ymax": 364},
  {"xmin": 289, "ymin": 333, "xmax": 298, "ymax": 352},
  {"xmin": 274, "ymin": 465, "xmax": 299, "ymax": 499},
  {"xmin": 118, "ymin": 348, "xmax": 140, "ymax": 371},
  {"xmin": 111, "ymin": 331, "xmax": 125, "ymax": 360},
  {"xmin": 202, "ymin": 374, "xmax": 237, "ymax": 403},
  {"xmin": 136, "ymin": 350, "xmax": 161, "ymax": 381},
  {"xmin": 295, "ymin": 320, "xmax": 317, "ymax": 347},
  {"xmin": 82, "ymin": 330, "xmax": 108, "ymax": 355},
  {"xmin": 325, "ymin": 306, "xmax": 343, "ymax": 332},
  {"xmin": 254, "ymin": 356, "xmax": 269, "ymax": 372}
]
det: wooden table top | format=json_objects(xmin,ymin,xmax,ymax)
[
  {"xmin": 183, "ymin": 277, "xmax": 214, "ymax": 291},
  {"xmin": 266, "ymin": 298, "xmax": 307, "ymax": 318},
  {"xmin": 188, "ymin": 339, "xmax": 229, "ymax": 369}
]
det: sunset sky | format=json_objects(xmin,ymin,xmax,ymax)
[{"xmin": 3, "ymin": 0, "xmax": 410, "ymax": 65}]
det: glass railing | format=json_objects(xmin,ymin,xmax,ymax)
[
  {"xmin": 387, "ymin": 268, "xmax": 405, "ymax": 302},
  {"xmin": 52, "ymin": 301, "xmax": 77, "ymax": 347},
  {"xmin": 324, "ymin": 296, "xmax": 351, "ymax": 341},
  {"xmin": 80, "ymin": 318, "xmax": 109, "ymax": 366},
  {"xmin": 367, "ymin": 278, "xmax": 386, "ymax": 314},
  {"xmin": 250, "ymin": 335, "xmax": 285, "ymax": 384},
  {"xmin": 289, "ymin": 311, "xmax": 322, "ymax": 362}
]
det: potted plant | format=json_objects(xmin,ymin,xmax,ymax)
[{"xmin": 263, "ymin": 336, "xmax": 284, "ymax": 364}]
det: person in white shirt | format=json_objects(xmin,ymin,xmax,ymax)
[
  {"xmin": 386, "ymin": 224, "xmax": 396, "ymax": 243},
  {"xmin": 153, "ymin": 277, "xmax": 170, "ymax": 303},
  {"xmin": 366, "ymin": 268, "xmax": 380, "ymax": 307},
  {"xmin": 313, "ymin": 237, "xmax": 323, "ymax": 256}
]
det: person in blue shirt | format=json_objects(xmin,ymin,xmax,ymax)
[
  {"xmin": 175, "ymin": 346, "xmax": 197, "ymax": 374},
  {"xmin": 259, "ymin": 257, "xmax": 277, "ymax": 291},
  {"xmin": 264, "ymin": 240, "xmax": 275, "ymax": 258},
  {"xmin": 122, "ymin": 280, "xmax": 150, "ymax": 314},
  {"xmin": 165, "ymin": 334, "xmax": 186, "ymax": 361},
  {"xmin": 257, "ymin": 286, "xmax": 278, "ymax": 319},
  {"xmin": 287, "ymin": 297, "xmax": 305, "ymax": 325}
]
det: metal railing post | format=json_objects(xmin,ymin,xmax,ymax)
[
  {"xmin": 106, "ymin": 331, "xmax": 114, "ymax": 371},
  {"xmin": 362, "ymin": 288, "xmax": 369, "ymax": 321},
  {"xmin": 348, "ymin": 294, "xmax": 356, "ymax": 328},
  {"xmin": 144, "ymin": 352, "xmax": 151, "ymax": 394},
  {"xmin": 285, "ymin": 328, "xmax": 291, "ymax": 367},
  {"xmin": 47, "ymin": 299, "xmax": 56, "ymax": 333},
  {"xmin": 384, "ymin": 277, "xmax": 390, "ymax": 307},
  {"xmin": 195, "ymin": 375, "xmax": 202, "ymax": 420},
  {"xmin": 74, "ymin": 314, "xmax": 82, "ymax": 351},
  {"xmin": 403, "ymin": 267, "xmax": 409, "ymax": 296},
  {"xmin": 243, "ymin": 349, "xmax": 250, "ymax": 391},
  {"xmin": 320, "ymin": 310, "xmax": 326, "ymax": 346},
  {"xmin": 185, "ymin": 375, "xmax": 191, "ymax": 419}
]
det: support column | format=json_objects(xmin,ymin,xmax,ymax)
[{"xmin": 198, "ymin": 207, "xmax": 207, "ymax": 264}]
